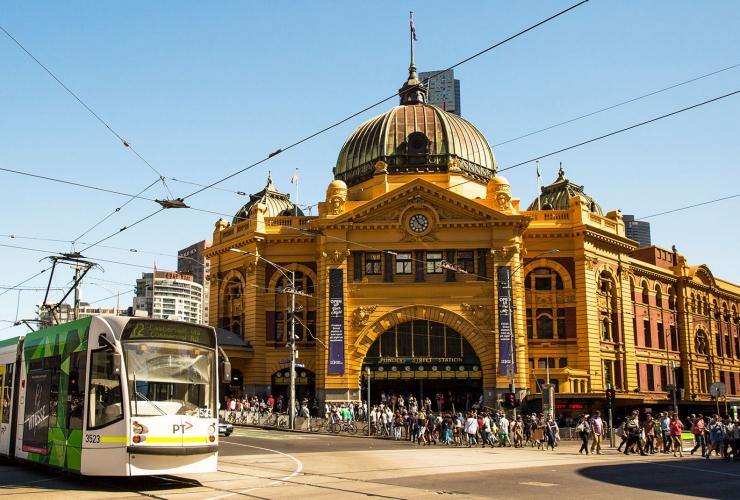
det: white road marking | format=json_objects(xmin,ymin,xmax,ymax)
[
  {"xmin": 206, "ymin": 440, "xmax": 303, "ymax": 499},
  {"xmin": 519, "ymin": 481, "xmax": 557, "ymax": 487}
]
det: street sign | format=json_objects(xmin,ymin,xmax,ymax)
[
  {"xmin": 663, "ymin": 384, "xmax": 675, "ymax": 391},
  {"xmin": 709, "ymin": 382, "xmax": 726, "ymax": 398}
]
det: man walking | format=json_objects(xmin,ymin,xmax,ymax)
[
  {"xmin": 624, "ymin": 410, "xmax": 647, "ymax": 456},
  {"xmin": 590, "ymin": 411, "xmax": 604, "ymax": 454}
]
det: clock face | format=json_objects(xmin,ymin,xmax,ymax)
[{"xmin": 408, "ymin": 213, "xmax": 429, "ymax": 233}]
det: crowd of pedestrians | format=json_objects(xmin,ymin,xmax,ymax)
[{"xmin": 223, "ymin": 394, "xmax": 740, "ymax": 461}]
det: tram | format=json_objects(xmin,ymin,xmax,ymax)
[{"xmin": 0, "ymin": 315, "xmax": 223, "ymax": 475}]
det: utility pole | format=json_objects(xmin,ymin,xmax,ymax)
[
  {"xmin": 366, "ymin": 366, "xmax": 371, "ymax": 436},
  {"xmin": 73, "ymin": 264, "xmax": 81, "ymax": 320},
  {"xmin": 289, "ymin": 270, "xmax": 297, "ymax": 431}
]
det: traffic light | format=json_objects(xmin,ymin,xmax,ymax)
[
  {"xmin": 503, "ymin": 392, "xmax": 518, "ymax": 409},
  {"xmin": 605, "ymin": 388, "xmax": 616, "ymax": 407}
]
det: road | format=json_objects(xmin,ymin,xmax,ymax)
[{"xmin": 1, "ymin": 428, "xmax": 739, "ymax": 499}]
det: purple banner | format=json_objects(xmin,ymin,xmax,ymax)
[
  {"xmin": 328, "ymin": 268, "xmax": 345, "ymax": 375},
  {"xmin": 497, "ymin": 266, "xmax": 516, "ymax": 376}
]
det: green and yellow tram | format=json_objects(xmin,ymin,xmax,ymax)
[{"xmin": 0, "ymin": 315, "xmax": 221, "ymax": 475}]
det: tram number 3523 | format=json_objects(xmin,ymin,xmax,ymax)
[{"xmin": 85, "ymin": 434, "xmax": 101, "ymax": 444}]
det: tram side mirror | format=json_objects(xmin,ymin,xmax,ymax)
[
  {"xmin": 221, "ymin": 360, "xmax": 232, "ymax": 384},
  {"xmin": 99, "ymin": 333, "xmax": 122, "ymax": 376}
]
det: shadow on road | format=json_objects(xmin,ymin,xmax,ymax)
[
  {"xmin": 0, "ymin": 463, "xmax": 204, "ymax": 496},
  {"xmin": 577, "ymin": 458, "xmax": 740, "ymax": 499}
]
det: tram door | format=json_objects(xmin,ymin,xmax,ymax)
[{"xmin": 0, "ymin": 362, "xmax": 15, "ymax": 456}]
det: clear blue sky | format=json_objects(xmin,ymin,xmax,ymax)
[{"xmin": 2, "ymin": 1, "xmax": 739, "ymax": 339}]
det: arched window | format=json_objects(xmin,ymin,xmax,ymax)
[
  {"xmin": 601, "ymin": 318, "xmax": 611, "ymax": 341},
  {"xmin": 536, "ymin": 309, "xmax": 554, "ymax": 339},
  {"xmin": 655, "ymin": 285, "xmax": 663, "ymax": 309},
  {"xmin": 695, "ymin": 329, "xmax": 709, "ymax": 355},
  {"xmin": 525, "ymin": 267, "xmax": 564, "ymax": 291},
  {"xmin": 222, "ymin": 277, "xmax": 243, "ymax": 336},
  {"xmin": 641, "ymin": 281, "xmax": 650, "ymax": 305}
]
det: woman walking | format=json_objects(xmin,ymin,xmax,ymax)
[
  {"xmin": 577, "ymin": 414, "xmax": 591, "ymax": 454},
  {"xmin": 670, "ymin": 414, "xmax": 684, "ymax": 457}
]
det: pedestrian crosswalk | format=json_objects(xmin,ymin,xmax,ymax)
[{"xmin": 227, "ymin": 428, "xmax": 318, "ymax": 440}]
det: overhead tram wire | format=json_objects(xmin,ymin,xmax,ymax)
[
  {"xmin": 179, "ymin": 0, "xmax": 591, "ymax": 201},
  {"xmin": 1, "ymin": 2, "xmax": 591, "ymax": 266},
  {"xmin": 7, "ymin": 83, "xmax": 739, "ymax": 256},
  {"xmin": 0, "ymin": 268, "xmax": 51, "ymax": 298},
  {"xmin": 636, "ymin": 193, "xmax": 740, "ymax": 220},
  {"xmin": 71, "ymin": 177, "xmax": 162, "ymax": 245},
  {"xmin": 441, "ymin": 88, "xmax": 740, "ymax": 194},
  {"xmin": 493, "ymin": 62, "xmax": 740, "ymax": 147},
  {"xmin": 0, "ymin": 24, "xmax": 173, "ymax": 197},
  {"xmin": 497, "ymin": 89, "xmax": 740, "ymax": 174}
]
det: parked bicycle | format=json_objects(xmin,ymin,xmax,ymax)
[{"xmin": 330, "ymin": 420, "xmax": 358, "ymax": 434}]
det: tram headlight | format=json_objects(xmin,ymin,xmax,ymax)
[
  {"xmin": 208, "ymin": 423, "xmax": 216, "ymax": 434},
  {"xmin": 209, "ymin": 435, "xmax": 216, "ymax": 443},
  {"xmin": 132, "ymin": 421, "xmax": 147, "ymax": 434}
]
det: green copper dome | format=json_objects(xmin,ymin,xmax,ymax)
[
  {"xmin": 527, "ymin": 164, "xmax": 603, "ymax": 214},
  {"xmin": 233, "ymin": 174, "xmax": 303, "ymax": 224},
  {"xmin": 333, "ymin": 67, "xmax": 496, "ymax": 187}
]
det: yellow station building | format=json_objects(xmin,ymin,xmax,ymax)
[{"xmin": 204, "ymin": 62, "xmax": 740, "ymax": 416}]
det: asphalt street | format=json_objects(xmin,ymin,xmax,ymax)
[{"xmin": 1, "ymin": 428, "xmax": 739, "ymax": 499}]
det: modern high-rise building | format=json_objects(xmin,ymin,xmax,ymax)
[
  {"xmin": 178, "ymin": 240, "xmax": 212, "ymax": 324},
  {"xmin": 623, "ymin": 215, "xmax": 651, "ymax": 247},
  {"xmin": 133, "ymin": 270, "xmax": 203, "ymax": 324},
  {"xmin": 419, "ymin": 69, "xmax": 460, "ymax": 116}
]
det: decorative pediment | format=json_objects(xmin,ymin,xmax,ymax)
[{"xmin": 327, "ymin": 178, "xmax": 523, "ymax": 228}]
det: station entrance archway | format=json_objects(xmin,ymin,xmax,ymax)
[{"xmin": 361, "ymin": 320, "xmax": 482, "ymax": 412}]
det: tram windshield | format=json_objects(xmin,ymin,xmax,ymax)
[{"xmin": 123, "ymin": 341, "xmax": 216, "ymax": 418}]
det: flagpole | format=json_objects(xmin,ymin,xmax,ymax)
[
  {"xmin": 536, "ymin": 161, "xmax": 542, "ymax": 210},
  {"xmin": 292, "ymin": 168, "xmax": 299, "ymax": 216},
  {"xmin": 409, "ymin": 11, "xmax": 414, "ymax": 69}
]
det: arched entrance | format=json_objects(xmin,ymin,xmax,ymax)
[
  {"xmin": 361, "ymin": 320, "xmax": 483, "ymax": 412},
  {"xmin": 270, "ymin": 368, "xmax": 316, "ymax": 407}
]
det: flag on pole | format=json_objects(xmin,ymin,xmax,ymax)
[
  {"xmin": 410, "ymin": 12, "xmax": 418, "ymax": 41},
  {"xmin": 290, "ymin": 168, "xmax": 299, "ymax": 184},
  {"xmin": 536, "ymin": 161, "xmax": 542, "ymax": 211}
]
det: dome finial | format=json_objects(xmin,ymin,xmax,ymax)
[
  {"xmin": 266, "ymin": 171, "xmax": 274, "ymax": 190},
  {"xmin": 557, "ymin": 162, "xmax": 566, "ymax": 180},
  {"xmin": 399, "ymin": 11, "xmax": 427, "ymax": 105}
]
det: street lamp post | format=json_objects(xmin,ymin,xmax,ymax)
[
  {"xmin": 230, "ymin": 248, "xmax": 308, "ymax": 431},
  {"xmin": 507, "ymin": 248, "xmax": 560, "ymax": 419},
  {"xmin": 366, "ymin": 366, "xmax": 371, "ymax": 436}
]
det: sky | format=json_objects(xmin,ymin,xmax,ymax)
[{"xmin": 1, "ymin": 1, "xmax": 739, "ymax": 340}]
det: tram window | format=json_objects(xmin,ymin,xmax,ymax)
[
  {"xmin": 67, "ymin": 351, "xmax": 87, "ymax": 430},
  {"xmin": 2, "ymin": 363, "xmax": 13, "ymax": 424},
  {"xmin": 87, "ymin": 349, "xmax": 123, "ymax": 429}
]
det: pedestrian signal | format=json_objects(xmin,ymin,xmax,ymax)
[
  {"xmin": 605, "ymin": 388, "xmax": 616, "ymax": 407},
  {"xmin": 504, "ymin": 392, "xmax": 518, "ymax": 408}
]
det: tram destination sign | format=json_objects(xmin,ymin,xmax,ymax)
[
  {"xmin": 328, "ymin": 268, "xmax": 345, "ymax": 375},
  {"xmin": 123, "ymin": 320, "xmax": 215, "ymax": 348},
  {"xmin": 497, "ymin": 265, "xmax": 516, "ymax": 375}
]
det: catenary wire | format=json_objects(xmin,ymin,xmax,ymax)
[
  {"xmin": 0, "ymin": 24, "xmax": 173, "ymax": 197},
  {"xmin": 2, "ymin": 1, "xmax": 591, "ymax": 264},
  {"xmin": 180, "ymin": 0, "xmax": 591, "ymax": 201},
  {"xmin": 636, "ymin": 193, "xmax": 740, "ymax": 220},
  {"xmin": 0, "ymin": 268, "xmax": 51, "ymax": 297},
  {"xmin": 71, "ymin": 177, "xmax": 163, "ymax": 245},
  {"xmin": 493, "ymin": 61, "xmax": 740, "ymax": 147}
]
